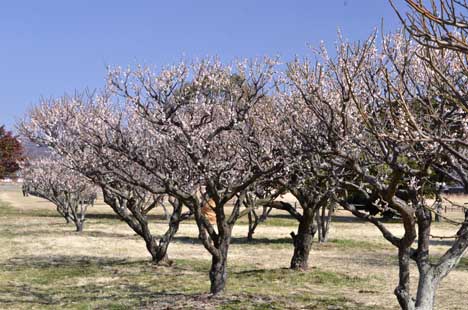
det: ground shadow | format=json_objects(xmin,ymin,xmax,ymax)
[
  {"xmin": 263, "ymin": 213, "xmax": 401, "ymax": 224},
  {"xmin": 3, "ymin": 255, "xmax": 131, "ymax": 270},
  {"xmin": 1, "ymin": 225, "xmax": 139, "ymax": 239},
  {"xmin": 173, "ymin": 235, "xmax": 293, "ymax": 246},
  {"xmin": 427, "ymin": 239, "xmax": 457, "ymax": 246},
  {"xmin": 0, "ymin": 255, "xmax": 210, "ymax": 309},
  {"xmin": 233, "ymin": 267, "xmax": 290, "ymax": 275},
  {"xmin": 0, "ymin": 256, "xmax": 158, "ymax": 307},
  {"xmin": 16, "ymin": 211, "xmax": 170, "ymax": 223},
  {"xmin": 85, "ymin": 213, "xmax": 169, "ymax": 222}
]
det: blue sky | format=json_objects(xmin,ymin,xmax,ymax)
[{"xmin": 0, "ymin": 0, "xmax": 403, "ymax": 130}]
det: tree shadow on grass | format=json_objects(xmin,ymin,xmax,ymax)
[
  {"xmin": 0, "ymin": 283, "xmax": 56, "ymax": 306},
  {"xmin": 2, "ymin": 225, "xmax": 140, "ymax": 239},
  {"xmin": 0, "ymin": 280, "xmax": 161, "ymax": 308},
  {"xmin": 3, "ymin": 255, "xmax": 131, "ymax": 270},
  {"xmin": 251, "ymin": 213, "xmax": 393, "ymax": 223},
  {"xmin": 233, "ymin": 267, "xmax": 290, "ymax": 276},
  {"xmin": 427, "ymin": 239, "xmax": 458, "ymax": 246},
  {"xmin": 0, "ymin": 254, "xmax": 380, "ymax": 309},
  {"xmin": 141, "ymin": 292, "xmax": 289, "ymax": 310},
  {"xmin": 84, "ymin": 213, "xmax": 170, "ymax": 222},
  {"xmin": 173, "ymin": 235, "xmax": 293, "ymax": 246},
  {"xmin": 330, "ymin": 215, "xmax": 402, "ymax": 223},
  {"xmin": 0, "ymin": 255, "xmax": 216, "ymax": 309},
  {"xmin": 0, "ymin": 256, "xmax": 166, "ymax": 308},
  {"xmin": 18, "ymin": 211, "xmax": 170, "ymax": 223}
]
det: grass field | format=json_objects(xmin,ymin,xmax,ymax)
[{"xmin": 0, "ymin": 184, "xmax": 466, "ymax": 309}]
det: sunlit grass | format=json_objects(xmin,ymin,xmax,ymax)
[{"xmin": 1, "ymin": 187, "xmax": 467, "ymax": 309}]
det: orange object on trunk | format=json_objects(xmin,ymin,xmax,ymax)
[{"xmin": 201, "ymin": 198, "xmax": 217, "ymax": 225}]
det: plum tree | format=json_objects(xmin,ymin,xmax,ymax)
[{"xmin": 21, "ymin": 157, "xmax": 96, "ymax": 232}]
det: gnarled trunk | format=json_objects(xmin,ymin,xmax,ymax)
[
  {"xmin": 102, "ymin": 189, "xmax": 160, "ymax": 262},
  {"xmin": 55, "ymin": 205, "xmax": 70, "ymax": 224},
  {"xmin": 75, "ymin": 220, "xmax": 84, "ymax": 232},
  {"xmin": 414, "ymin": 271, "xmax": 437, "ymax": 310},
  {"xmin": 247, "ymin": 206, "xmax": 272, "ymax": 241},
  {"xmin": 68, "ymin": 198, "xmax": 88, "ymax": 233},
  {"xmin": 149, "ymin": 210, "xmax": 183, "ymax": 266},
  {"xmin": 413, "ymin": 207, "xmax": 436, "ymax": 310},
  {"xmin": 209, "ymin": 241, "xmax": 229, "ymax": 295},
  {"xmin": 395, "ymin": 246, "xmax": 414, "ymax": 310},
  {"xmin": 247, "ymin": 210, "xmax": 258, "ymax": 241},
  {"xmin": 396, "ymin": 264, "xmax": 441, "ymax": 310},
  {"xmin": 433, "ymin": 190, "xmax": 442, "ymax": 223},
  {"xmin": 290, "ymin": 207, "xmax": 316, "ymax": 270},
  {"xmin": 146, "ymin": 237, "xmax": 172, "ymax": 266},
  {"xmin": 102, "ymin": 188, "xmax": 185, "ymax": 265},
  {"xmin": 192, "ymin": 197, "xmax": 233, "ymax": 295},
  {"xmin": 316, "ymin": 203, "xmax": 334, "ymax": 243}
]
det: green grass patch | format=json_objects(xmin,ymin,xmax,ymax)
[
  {"xmin": 0, "ymin": 254, "xmax": 375, "ymax": 310},
  {"xmin": 236, "ymin": 214, "xmax": 298, "ymax": 227},
  {"xmin": 458, "ymin": 257, "xmax": 468, "ymax": 270},
  {"xmin": 329, "ymin": 238, "xmax": 392, "ymax": 251},
  {"xmin": 0, "ymin": 200, "xmax": 59, "ymax": 218},
  {"xmin": 0, "ymin": 200, "xmax": 20, "ymax": 216},
  {"xmin": 229, "ymin": 267, "xmax": 369, "ymax": 293},
  {"xmin": 0, "ymin": 194, "xmax": 393, "ymax": 309}
]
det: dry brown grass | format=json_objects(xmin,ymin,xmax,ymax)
[{"xmin": 0, "ymin": 184, "xmax": 467, "ymax": 309}]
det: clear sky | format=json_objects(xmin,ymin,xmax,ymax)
[{"xmin": 0, "ymin": 0, "xmax": 404, "ymax": 131}]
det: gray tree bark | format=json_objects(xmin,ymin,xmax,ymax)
[{"xmin": 290, "ymin": 207, "xmax": 316, "ymax": 270}]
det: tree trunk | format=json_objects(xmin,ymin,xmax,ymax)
[
  {"xmin": 395, "ymin": 246, "xmax": 415, "ymax": 310},
  {"xmin": 247, "ymin": 210, "xmax": 258, "ymax": 241},
  {"xmin": 150, "ymin": 206, "xmax": 184, "ymax": 266},
  {"xmin": 75, "ymin": 220, "xmax": 84, "ymax": 232},
  {"xmin": 102, "ymin": 188, "xmax": 187, "ymax": 265},
  {"xmin": 151, "ymin": 247, "xmax": 171, "ymax": 266},
  {"xmin": 56, "ymin": 205, "xmax": 70, "ymax": 224},
  {"xmin": 414, "ymin": 270, "xmax": 437, "ymax": 310},
  {"xmin": 290, "ymin": 207, "xmax": 316, "ymax": 270},
  {"xmin": 137, "ymin": 216, "xmax": 176, "ymax": 266},
  {"xmin": 434, "ymin": 192, "xmax": 442, "ymax": 223},
  {"xmin": 412, "ymin": 206, "xmax": 438, "ymax": 310},
  {"xmin": 144, "ymin": 231, "xmax": 178, "ymax": 266},
  {"xmin": 103, "ymin": 190, "xmax": 159, "ymax": 262},
  {"xmin": 209, "ymin": 243, "xmax": 229, "ymax": 295},
  {"xmin": 146, "ymin": 243, "xmax": 172, "ymax": 266},
  {"xmin": 191, "ymin": 195, "xmax": 233, "ymax": 296},
  {"xmin": 246, "ymin": 205, "xmax": 272, "ymax": 241},
  {"xmin": 316, "ymin": 203, "xmax": 334, "ymax": 243}
]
